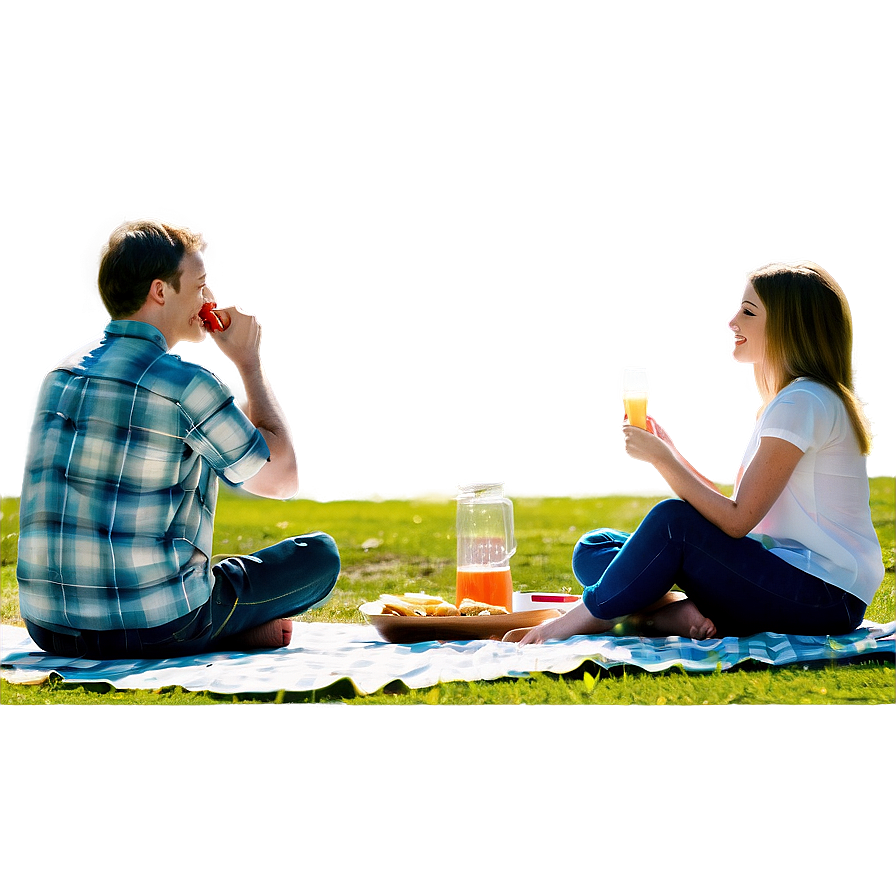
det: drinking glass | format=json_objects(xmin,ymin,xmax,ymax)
[{"xmin": 623, "ymin": 368, "xmax": 649, "ymax": 429}]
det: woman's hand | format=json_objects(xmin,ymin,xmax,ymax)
[
  {"xmin": 646, "ymin": 415, "xmax": 673, "ymax": 445},
  {"xmin": 623, "ymin": 422, "xmax": 674, "ymax": 467}
]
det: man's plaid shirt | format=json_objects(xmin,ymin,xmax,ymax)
[{"xmin": 17, "ymin": 320, "xmax": 269, "ymax": 631}]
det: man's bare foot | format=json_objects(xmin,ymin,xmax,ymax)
[
  {"xmin": 639, "ymin": 598, "xmax": 716, "ymax": 639},
  {"xmin": 229, "ymin": 619, "xmax": 293, "ymax": 651}
]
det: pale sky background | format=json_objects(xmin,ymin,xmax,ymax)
[{"xmin": 2, "ymin": 1, "xmax": 893, "ymax": 505}]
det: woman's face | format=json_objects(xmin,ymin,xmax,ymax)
[{"xmin": 729, "ymin": 282, "xmax": 767, "ymax": 365}]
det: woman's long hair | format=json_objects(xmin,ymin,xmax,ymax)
[{"xmin": 749, "ymin": 261, "xmax": 872, "ymax": 455}]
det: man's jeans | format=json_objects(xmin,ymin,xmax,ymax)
[
  {"xmin": 572, "ymin": 500, "xmax": 865, "ymax": 637},
  {"xmin": 25, "ymin": 532, "xmax": 340, "ymax": 659}
]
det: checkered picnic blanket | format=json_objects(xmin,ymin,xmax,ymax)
[{"xmin": 1, "ymin": 620, "xmax": 893, "ymax": 696}]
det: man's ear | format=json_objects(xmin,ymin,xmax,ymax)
[{"xmin": 146, "ymin": 278, "xmax": 168, "ymax": 307}]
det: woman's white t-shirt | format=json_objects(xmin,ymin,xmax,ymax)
[{"xmin": 741, "ymin": 378, "xmax": 884, "ymax": 604}]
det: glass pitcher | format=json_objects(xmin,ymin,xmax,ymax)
[{"xmin": 455, "ymin": 482, "xmax": 517, "ymax": 611}]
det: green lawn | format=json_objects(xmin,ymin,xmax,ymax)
[{"xmin": 2, "ymin": 479, "xmax": 893, "ymax": 705}]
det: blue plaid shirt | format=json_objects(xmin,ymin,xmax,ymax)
[{"xmin": 17, "ymin": 320, "xmax": 270, "ymax": 631}]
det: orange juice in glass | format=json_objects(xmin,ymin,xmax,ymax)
[{"xmin": 623, "ymin": 368, "xmax": 649, "ymax": 429}]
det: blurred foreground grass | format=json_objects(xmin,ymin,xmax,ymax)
[{"xmin": 2, "ymin": 479, "xmax": 893, "ymax": 704}]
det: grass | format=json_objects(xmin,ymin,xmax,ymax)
[{"xmin": 1, "ymin": 480, "xmax": 893, "ymax": 705}]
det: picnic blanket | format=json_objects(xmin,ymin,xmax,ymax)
[{"xmin": 2, "ymin": 620, "xmax": 893, "ymax": 696}]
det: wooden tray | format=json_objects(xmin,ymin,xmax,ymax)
[{"xmin": 359, "ymin": 605, "xmax": 560, "ymax": 644}]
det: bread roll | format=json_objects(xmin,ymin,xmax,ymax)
[{"xmin": 458, "ymin": 599, "xmax": 509, "ymax": 616}]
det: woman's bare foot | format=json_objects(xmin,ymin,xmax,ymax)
[
  {"xmin": 518, "ymin": 603, "xmax": 618, "ymax": 645},
  {"xmin": 639, "ymin": 598, "xmax": 716, "ymax": 639},
  {"xmin": 229, "ymin": 619, "xmax": 293, "ymax": 651}
]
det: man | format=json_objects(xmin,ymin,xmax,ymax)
[{"xmin": 16, "ymin": 220, "xmax": 340, "ymax": 658}]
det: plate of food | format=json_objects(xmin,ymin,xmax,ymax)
[{"xmin": 359, "ymin": 593, "xmax": 560, "ymax": 644}]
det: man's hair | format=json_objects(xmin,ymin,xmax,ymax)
[
  {"xmin": 749, "ymin": 261, "xmax": 872, "ymax": 455},
  {"xmin": 98, "ymin": 220, "xmax": 207, "ymax": 317}
]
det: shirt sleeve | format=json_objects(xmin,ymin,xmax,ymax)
[
  {"xmin": 758, "ymin": 386, "xmax": 834, "ymax": 453},
  {"xmin": 179, "ymin": 370, "xmax": 270, "ymax": 485}
]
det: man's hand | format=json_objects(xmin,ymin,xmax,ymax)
[{"xmin": 206, "ymin": 304, "xmax": 263, "ymax": 373}]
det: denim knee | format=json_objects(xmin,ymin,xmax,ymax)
[
  {"xmin": 315, "ymin": 531, "xmax": 341, "ymax": 578},
  {"xmin": 575, "ymin": 528, "xmax": 631, "ymax": 550},
  {"xmin": 572, "ymin": 528, "xmax": 629, "ymax": 586},
  {"xmin": 641, "ymin": 498, "xmax": 695, "ymax": 535},
  {"xmin": 298, "ymin": 532, "xmax": 341, "ymax": 608},
  {"xmin": 651, "ymin": 498, "xmax": 686, "ymax": 515}
]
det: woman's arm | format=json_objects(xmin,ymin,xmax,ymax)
[
  {"xmin": 624, "ymin": 426, "xmax": 803, "ymax": 538},
  {"xmin": 646, "ymin": 417, "xmax": 723, "ymax": 494}
]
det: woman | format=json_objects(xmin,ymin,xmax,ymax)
[{"xmin": 520, "ymin": 262, "xmax": 884, "ymax": 645}]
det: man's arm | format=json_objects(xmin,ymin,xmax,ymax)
[
  {"xmin": 237, "ymin": 359, "xmax": 298, "ymax": 499},
  {"xmin": 211, "ymin": 306, "xmax": 298, "ymax": 499}
]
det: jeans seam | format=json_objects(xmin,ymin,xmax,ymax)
[{"xmin": 211, "ymin": 592, "xmax": 240, "ymax": 639}]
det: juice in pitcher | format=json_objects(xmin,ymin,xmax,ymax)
[
  {"xmin": 456, "ymin": 566, "xmax": 513, "ymax": 611},
  {"xmin": 455, "ymin": 483, "xmax": 517, "ymax": 612}
]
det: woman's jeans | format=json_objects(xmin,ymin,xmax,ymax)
[
  {"xmin": 25, "ymin": 532, "xmax": 341, "ymax": 659},
  {"xmin": 572, "ymin": 500, "xmax": 865, "ymax": 636}
]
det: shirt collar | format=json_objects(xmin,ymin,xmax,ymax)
[{"xmin": 105, "ymin": 319, "xmax": 170, "ymax": 352}]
